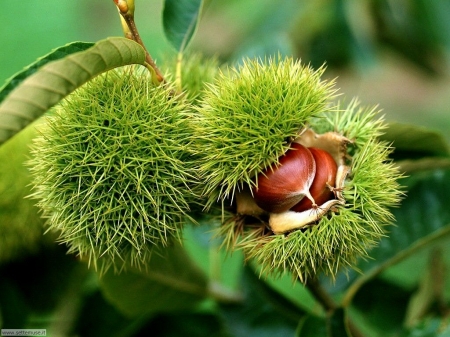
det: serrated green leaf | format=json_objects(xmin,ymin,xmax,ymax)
[
  {"xmin": 0, "ymin": 37, "xmax": 146, "ymax": 145},
  {"xmin": 380, "ymin": 122, "xmax": 450, "ymax": 160},
  {"xmin": 163, "ymin": 0, "xmax": 203, "ymax": 52},
  {"xmin": 99, "ymin": 244, "xmax": 208, "ymax": 317},
  {"xmin": 0, "ymin": 41, "xmax": 94, "ymax": 105},
  {"xmin": 343, "ymin": 169, "xmax": 450, "ymax": 306}
]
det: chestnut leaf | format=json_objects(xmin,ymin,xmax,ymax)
[
  {"xmin": 0, "ymin": 41, "xmax": 94, "ymax": 105},
  {"xmin": 343, "ymin": 168, "xmax": 450, "ymax": 306},
  {"xmin": 0, "ymin": 37, "xmax": 146, "ymax": 145},
  {"xmin": 99, "ymin": 243, "xmax": 208, "ymax": 317},
  {"xmin": 163, "ymin": 0, "xmax": 203, "ymax": 53}
]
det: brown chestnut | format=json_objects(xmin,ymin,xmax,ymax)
[
  {"xmin": 253, "ymin": 143, "xmax": 316, "ymax": 213},
  {"xmin": 291, "ymin": 147, "xmax": 337, "ymax": 213}
]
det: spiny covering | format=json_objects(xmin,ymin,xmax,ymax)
[
  {"xmin": 191, "ymin": 57, "xmax": 337, "ymax": 207},
  {"xmin": 161, "ymin": 52, "xmax": 220, "ymax": 104},
  {"xmin": 0, "ymin": 124, "xmax": 47, "ymax": 263},
  {"xmin": 28, "ymin": 66, "xmax": 198, "ymax": 272},
  {"xmin": 218, "ymin": 100, "xmax": 403, "ymax": 281}
]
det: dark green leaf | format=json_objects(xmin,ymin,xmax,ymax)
[
  {"xmin": 297, "ymin": 309, "xmax": 349, "ymax": 337},
  {"xmin": 351, "ymin": 278, "xmax": 411, "ymax": 336},
  {"xmin": 397, "ymin": 157, "xmax": 450, "ymax": 174},
  {"xmin": 371, "ymin": 0, "xmax": 446, "ymax": 74},
  {"xmin": 0, "ymin": 37, "xmax": 146, "ymax": 145},
  {"xmin": 297, "ymin": 315, "xmax": 328, "ymax": 337},
  {"xmin": 219, "ymin": 267, "xmax": 304, "ymax": 337},
  {"xmin": 343, "ymin": 169, "xmax": 450, "ymax": 306},
  {"xmin": 72, "ymin": 290, "xmax": 148, "ymax": 337},
  {"xmin": 163, "ymin": 0, "xmax": 203, "ymax": 52},
  {"xmin": 380, "ymin": 237, "xmax": 450, "ymax": 312},
  {"xmin": 404, "ymin": 249, "xmax": 445, "ymax": 328},
  {"xmin": 380, "ymin": 122, "xmax": 450, "ymax": 160},
  {"xmin": 329, "ymin": 309, "xmax": 349, "ymax": 337},
  {"xmin": 306, "ymin": 0, "xmax": 360, "ymax": 70},
  {"xmin": 0, "ymin": 244, "xmax": 81, "ymax": 314},
  {"xmin": 99, "ymin": 243, "xmax": 208, "ymax": 317},
  {"xmin": 142, "ymin": 312, "xmax": 230, "ymax": 337},
  {"xmin": 0, "ymin": 279, "xmax": 30, "ymax": 329},
  {"xmin": 0, "ymin": 41, "xmax": 94, "ymax": 105}
]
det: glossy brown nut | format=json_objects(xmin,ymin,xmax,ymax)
[
  {"xmin": 291, "ymin": 147, "xmax": 337, "ymax": 213},
  {"xmin": 253, "ymin": 143, "xmax": 316, "ymax": 213}
]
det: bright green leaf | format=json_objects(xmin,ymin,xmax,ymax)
[
  {"xmin": 99, "ymin": 244, "xmax": 208, "ymax": 317},
  {"xmin": 343, "ymin": 169, "xmax": 450, "ymax": 306},
  {"xmin": 0, "ymin": 37, "xmax": 146, "ymax": 145},
  {"xmin": 163, "ymin": 0, "xmax": 203, "ymax": 52},
  {"xmin": 0, "ymin": 41, "xmax": 94, "ymax": 105},
  {"xmin": 183, "ymin": 221, "xmax": 244, "ymax": 292}
]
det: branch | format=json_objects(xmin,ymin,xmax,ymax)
[
  {"xmin": 305, "ymin": 277, "xmax": 365, "ymax": 337},
  {"xmin": 113, "ymin": 0, "xmax": 166, "ymax": 84},
  {"xmin": 305, "ymin": 277, "xmax": 336, "ymax": 313}
]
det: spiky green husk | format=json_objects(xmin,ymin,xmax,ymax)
[
  {"xmin": 192, "ymin": 57, "xmax": 337, "ymax": 206},
  {"xmin": 161, "ymin": 52, "xmax": 220, "ymax": 104},
  {"xmin": 28, "ymin": 66, "xmax": 198, "ymax": 272},
  {"xmin": 0, "ymin": 125, "xmax": 46, "ymax": 263},
  {"xmin": 218, "ymin": 100, "xmax": 403, "ymax": 281}
]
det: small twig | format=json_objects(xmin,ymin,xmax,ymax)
[
  {"xmin": 305, "ymin": 277, "xmax": 337, "ymax": 314},
  {"xmin": 113, "ymin": 0, "xmax": 165, "ymax": 84},
  {"xmin": 208, "ymin": 281, "xmax": 244, "ymax": 304},
  {"xmin": 305, "ymin": 277, "xmax": 365, "ymax": 337}
]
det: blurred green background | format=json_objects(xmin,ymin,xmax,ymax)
[
  {"xmin": 1, "ymin": 0, "xmax": 449, "ymax": 141},
  {"xmin": 1, "ymin": 1, "xmax": 450, "ymax": 335}
]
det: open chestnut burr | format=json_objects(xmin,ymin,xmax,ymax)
[{"xmin": 236, "ymin": 128, "xmax": 351, "ymax": 234}]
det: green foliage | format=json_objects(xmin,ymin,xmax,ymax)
[
  {"xmin": 192, "ymin": 56, "xmax": 336, "ymax": 205},
  {"xmin": 27, "ymin": 66, "xmax": 198, "ymax": 272},
  {"xmin": 0, "ymin": 42, "xmax": 94, "ymax": 105},
  {"xmin": 99, "ymin": 243, "xmax": 208, "ymax": 317},
  {"xmin": 0, "ymin": 37, "xmax": 146, "ymax": 145},
  {"xmin": 163, "ymin": 0, "xmax": 203, "ymax": 53},
  {"xmin": 0, "ymin": 124, "xmax": 46, "ymax": 263},
  {"xmin": 381, "ymin": 122, "xmax": 450, "ymax": 159},
  {"xmin": 218, "ymin": 267, "xmax": 302, "ymax": 337},
  {"xmin": 2, "ymin": 1, "xmax": 450, "ymax": 336},
  {"xmin": 345, "ymin": 169, "xmax": 450, "ymax": 299},
  {"xmin": 161, "ymin": 52, "xmax": 220, "ymax": 104}
]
